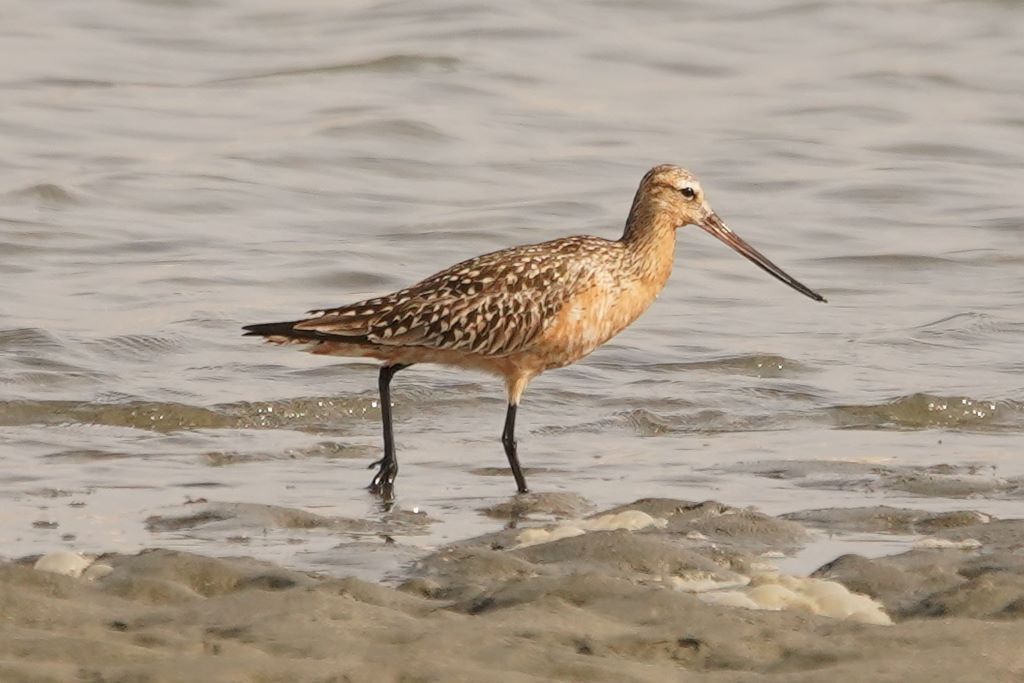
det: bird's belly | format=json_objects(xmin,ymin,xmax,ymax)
[{"xmin": 532, "ymin": 284, "xmax": 658, "ymax": 370}]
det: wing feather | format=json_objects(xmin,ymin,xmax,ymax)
[{"xmin": 288, "ymin": 236, "xmax": 612, "ymax": 356}]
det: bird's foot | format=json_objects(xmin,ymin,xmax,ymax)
[{"xmin": 367, "ymin": 457, "xmax": 398, "ymax": 499}]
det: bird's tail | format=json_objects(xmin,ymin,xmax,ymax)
[
  {"xmin": 242, "ymin": 320, "xmax": 373, "ymax": 349},
  {"xmin": 242, "ymin": 320, "xmax": 319, "ymax": 341},
  {"xmin": 243, "ymin": 321, "xmax": 292, "ymax": 336}
]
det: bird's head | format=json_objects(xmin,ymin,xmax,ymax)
[{"xmin": 630, "ymin": 164, "xmax": 826, "ymax": 303}]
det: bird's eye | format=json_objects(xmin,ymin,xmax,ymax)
[{"xmin": 679, "ymin": 187, "xmax": 696, "ymax": 200}]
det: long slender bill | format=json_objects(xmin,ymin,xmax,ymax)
[{"xmin": 698, "ymin": 212, "xmax": 826, "ymax": 302}]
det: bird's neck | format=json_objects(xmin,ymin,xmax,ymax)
[{"xmin": 620, "ymin": 205, "xmax": 677, "ymax": 287}]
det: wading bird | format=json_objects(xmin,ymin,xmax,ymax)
[{"xmin": 244, "ymin": 165, "xmax": 825, "ymax": 498}]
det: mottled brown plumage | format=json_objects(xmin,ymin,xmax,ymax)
[
  {"xmin": 302, "ymin": 236, "xmax": 603, "ymax": 356},
  {"xmin": 244, "ymin": 165, "xmax": 825, "ymax": 498}
]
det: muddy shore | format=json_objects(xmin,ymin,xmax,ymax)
[{"xmin": 5, "ymin": 495, "xmax": 1024, "ymax": 682}]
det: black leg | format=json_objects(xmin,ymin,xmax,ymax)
[
  {"xmin": 368, "ymin": 363, "xmax": 409, "ymax": 498},
  {"xmin": 501, "ymin": 403, "xmax": 529, "ymax": 494}
]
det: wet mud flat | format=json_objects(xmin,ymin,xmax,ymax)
[{"xmin": 6, "ymin": 492, "xmax": 1024, "ymax": 683}]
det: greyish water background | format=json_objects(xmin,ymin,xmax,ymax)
[{"xmin": 2, "ymin": 0, "xmax": 1023, "ymax": 579}]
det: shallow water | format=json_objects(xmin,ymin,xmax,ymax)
[{"xmin": 2, "ymin": 0, "xmax": 1023, "ymax": 579}]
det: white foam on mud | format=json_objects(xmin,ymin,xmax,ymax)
[
  {"xmin": 82, "ymin": 563, "xmax": 114, "ymax": 581},
  {"xmin": 913, "ymin": 537, "xmax": 982, "ymax": 550},
  {"xmin": 693, "ymin": 573, "xmax": 891, "ymax": 625},
  {"xmin": 514, "ymin": 511, "xmax": 667, "ymax": 548},
  {"xmin": 698, "ymin": 590, "xmax": 762, "ymax": 610},
  {"xmin": 516, "ymin": 525, "xmax": 587, "ymax": 547},
  {"xmin": 34, "ymin": 551, "xmax": 95, "ymax": 578},
  {"xmin": 668, "ymin": 573, "xmax": 750, "ymax": 593}
]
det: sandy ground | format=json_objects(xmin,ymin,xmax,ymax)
[{"xmin": 5, "ymin": 496, "xmax": 1024, "ymax": 682}]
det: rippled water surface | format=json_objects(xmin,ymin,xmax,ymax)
[{"xmin": 2, "ymin": 0, "xmax": 1023, "ymax": 578}]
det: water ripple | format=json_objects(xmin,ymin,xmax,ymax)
[
  {"xmin": 211, "ymin": 54, "xmax": 460, "ymax": 84},
  {"xmin": 830, "ymin": 393, "xmax": 1023, "ymax": 432},
  {"xmin": 5, "ymin": 183, "xmax": 82, "ymax": 205},
  {"xmin": 640, "ymin": 354, "xmax": 812, "ymax": 378}
]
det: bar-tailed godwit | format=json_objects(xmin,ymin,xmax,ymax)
[{"xmin": 244, "ymin": 165, "xmax": 825, "ymax": 498}]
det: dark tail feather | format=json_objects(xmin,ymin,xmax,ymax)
[
  {"xmin": 242, "ymin": 320, "xmax": 371, "ymax": 345},
  {"xmin": 242, "ymin": 320, "xmax": 309, "ymax": 338}
]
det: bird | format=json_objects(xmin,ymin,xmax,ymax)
[{"xmin": 243, "ymin": 164, "xmax": 826, "ymax": 499}]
